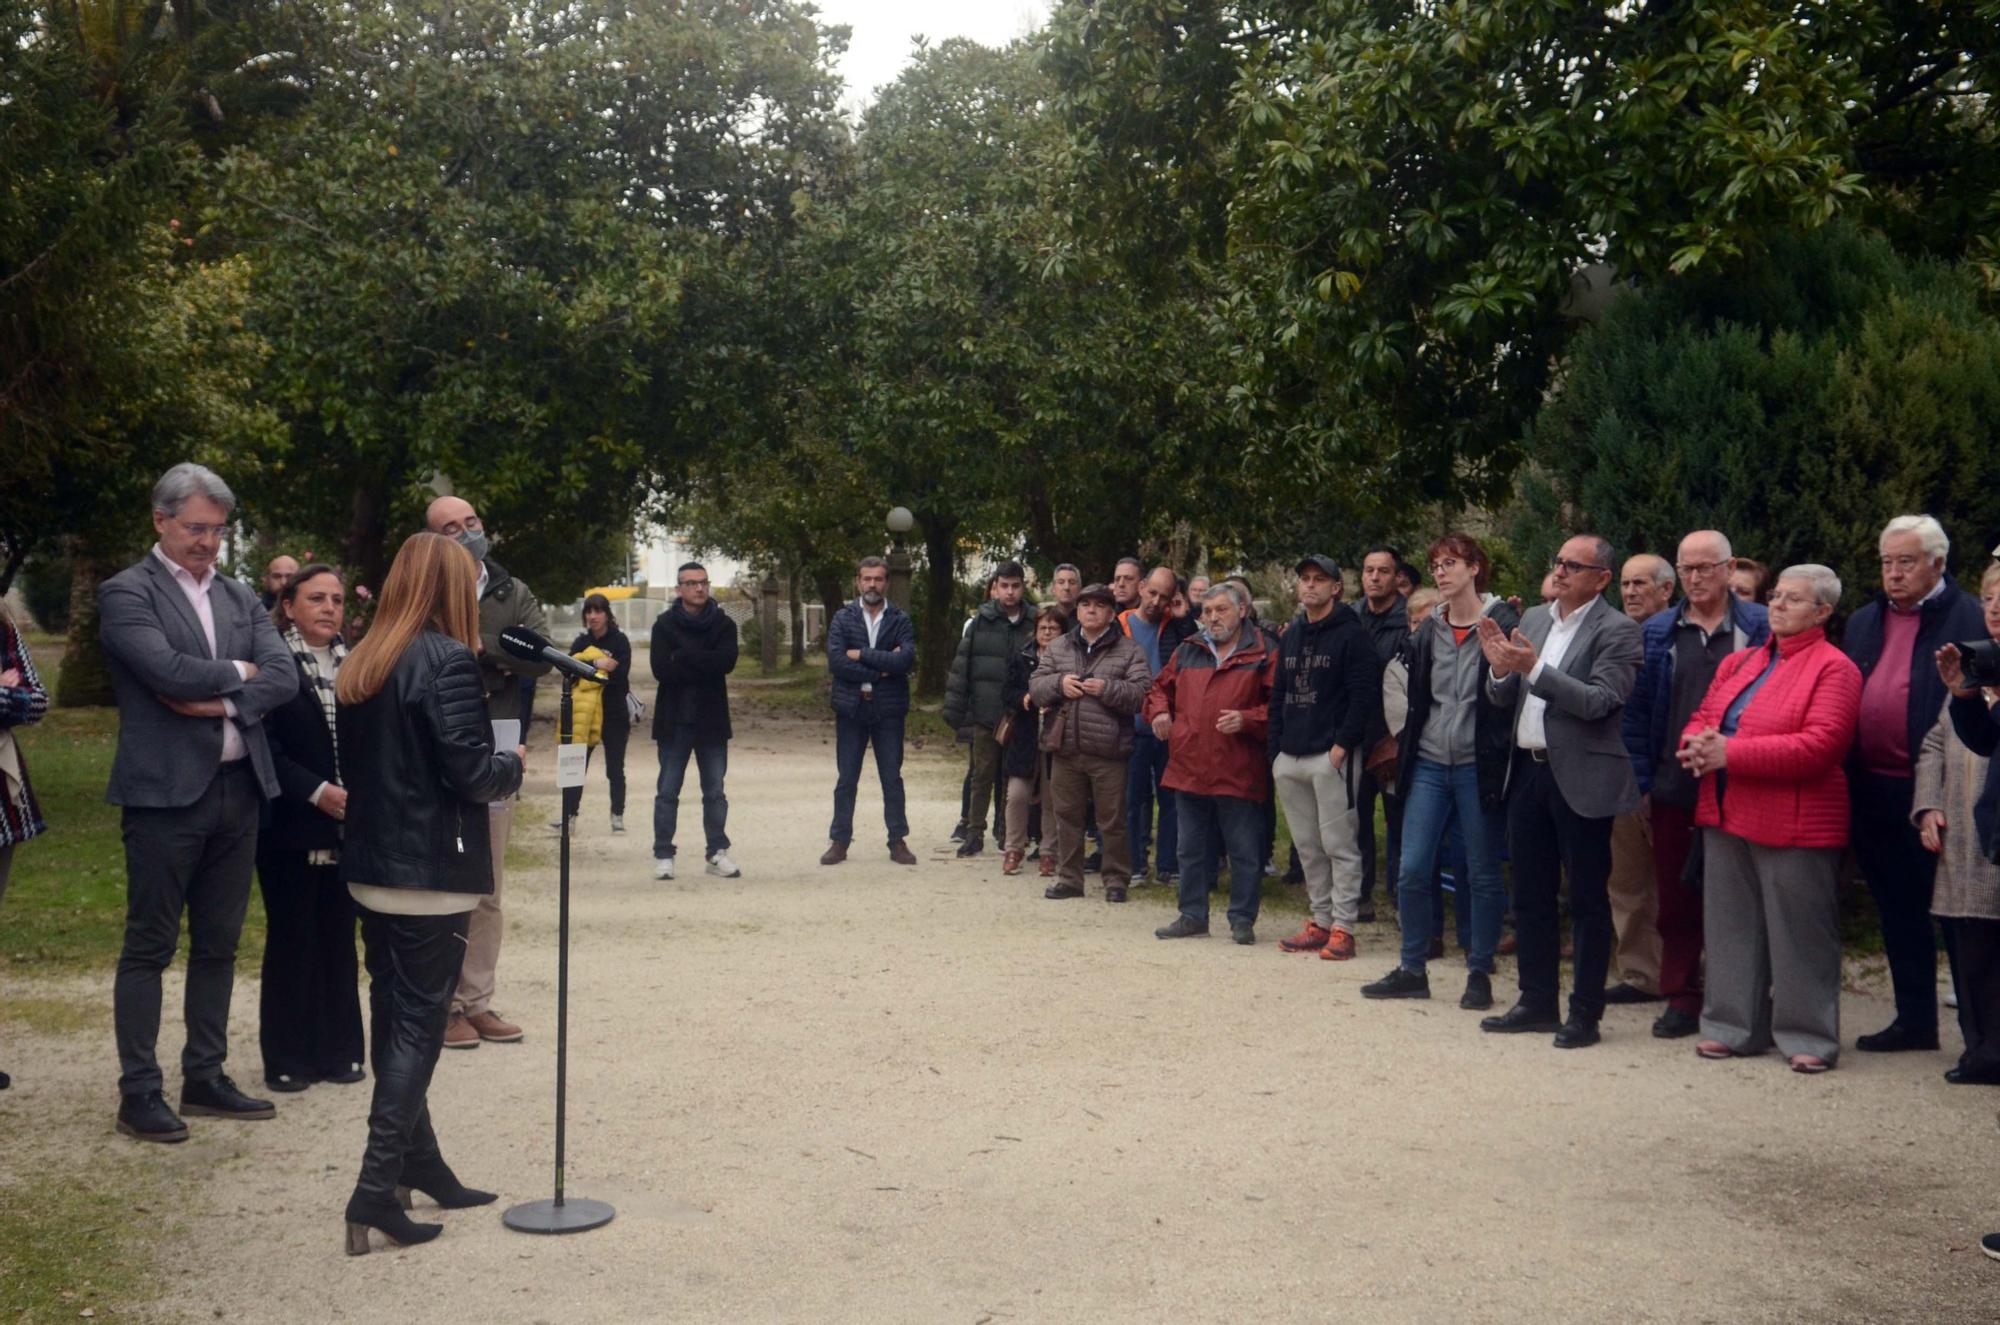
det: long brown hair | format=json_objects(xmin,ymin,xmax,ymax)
[{"xmin": 336, "ymin": 533, "xmax": 481, "ymax": 705}]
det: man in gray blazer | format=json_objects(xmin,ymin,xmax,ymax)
[
  {"xmin": 1476, "ymin": 535, "xmax": 1643, "ymax": 1048},
  {"xmin": 99, "ymin": 463, "xmax": 297, "ymax": 1142}
]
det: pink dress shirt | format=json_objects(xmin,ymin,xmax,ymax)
[{"xmin": 151, "ymin": 546, "xmax": 251, "ymax": 764}]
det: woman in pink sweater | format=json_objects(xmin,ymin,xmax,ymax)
[{"xmin": 1677, "ymin": 564, "xmax": 1862, "ymax": 1073}]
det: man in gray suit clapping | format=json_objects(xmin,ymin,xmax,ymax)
[
  {"xmin": 1476, "ymin": 535, "xmax": 1644, "ymax": 1050},
  {"xmin": 99, "ymin": 463, "xmax": 297, "ymax": 1142}
]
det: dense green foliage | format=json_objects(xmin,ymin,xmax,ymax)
[
  {"xmin": 1516, "ymin": 226, "xmax": 2000, "ymax": 605},
  {"xmin": 5, "ymin": 2, "xmax": 1997, "ymax": 702}
]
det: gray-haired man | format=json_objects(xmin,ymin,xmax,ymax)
[{"xmin": 100, "ymin": 463, "xmax": 297, "ymax": 1142}]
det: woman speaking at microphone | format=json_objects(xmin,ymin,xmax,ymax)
[{"xmin": 335, "ymin": 532, "xmax": 525, "ymax": 1254}]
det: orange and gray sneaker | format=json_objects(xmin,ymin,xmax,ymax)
[
  {"xmin": 1278, "ymin": 921, "xmax": 1332, "ymax": 953},
  {"xmin": 1319, "ymin": 927, "xmax": 1356, "ymax": 961}
]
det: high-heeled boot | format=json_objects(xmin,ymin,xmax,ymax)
[
  {"xmin": 346, "ymin": 1063, "xmax": 442, "ymax": 1252},
  {"xmin": 397, "ymin": 1105, "xmax": 497, "ymax": 1210}
]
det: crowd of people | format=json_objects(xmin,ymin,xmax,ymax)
[
  {"xmin": 8, "ymin": 457, "xmax": 2000, "ymax": 1260},
  {"xmin": 844, "ymin": 519, "xmax": 2000, "ymax": 1087}
]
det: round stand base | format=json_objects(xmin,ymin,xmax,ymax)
[{"xmin": 503, "ymin": 1197, "xmax": 615, "ymax": 1235}]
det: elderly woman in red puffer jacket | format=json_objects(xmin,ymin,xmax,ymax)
[{"xmin": 1677, "ymin": 564, "xmax": 1862, "ymax": 1074}]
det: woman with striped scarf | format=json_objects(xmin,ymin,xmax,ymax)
[{"xmin": 256, "ymin": 564, "xmax": 366, "ymax": 1092}]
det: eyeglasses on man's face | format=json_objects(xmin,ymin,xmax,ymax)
[
  {"xmin": 1675, "ymin": 559, "xmax": 1727, "ymax": 578},
  {"xmin": 170, "ymin": 519, "xmax": 227, "ymax": 540},
  {"xmin": 1549, "ymin": 556, "xmax": 1608, "ymax": 577}
]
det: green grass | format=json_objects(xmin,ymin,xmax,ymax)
[{"xmin": 0, "ymin": 1158, "xmax": 162, "ymax": 1321}]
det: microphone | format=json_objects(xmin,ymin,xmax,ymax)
[{"xmin": 499, "ymin": 626, "xmax": 605, "ymax": 684}]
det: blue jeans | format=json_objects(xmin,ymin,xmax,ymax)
[
  {"xmin": 830, "ymin": 706, "xmax": 908, "ymax": 846},
  {"xmin": 1432, "ymin": 816, "xmax": 1473, "ymax": 950},
  {"xmin": 1396, "ymin": 759, "xmax": 1505, "ymax": 973},
  {"xmin": 1175, "ymin": 793, "xmax": 1264, "ymax": 928},
  {"xmin": 653, "ymin": 727, "xmax": 729, "ymax": 860},
  {"xmin": 1126, "ymin": 728, "xmax": 1178, "ymax": 875}
]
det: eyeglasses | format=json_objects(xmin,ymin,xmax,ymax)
[
  {"xmin": 1675, "ymin": 560, "xmax": 1727, "ymax": 577},
  {"xmin": 1549, "ymin": 557, "xmax": 1608, "ymax": 577},
  {"xmin": 1429, "ymin": 557, "xmax": 1462, "ymax": 575},
  {"xmin": 171, "ymin": 520, "xmax": 227, "ymax": 540},
  {"xmin": 680, "ymin": 579, "xmax": 710, "ymax": 589}
]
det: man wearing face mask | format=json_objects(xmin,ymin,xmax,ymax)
[{"xmin": 423, "ymin": 495, "xmax": 550, "ymax": 1051}]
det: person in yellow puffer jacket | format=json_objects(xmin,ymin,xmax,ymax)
[{"xmin": 552, "ymin": 641, "xmax": 613, "ymax": 831}]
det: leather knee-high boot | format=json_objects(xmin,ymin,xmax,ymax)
[{"xmin": 345, "ymin": 910, "xmax": 467, "ymax": 1252}]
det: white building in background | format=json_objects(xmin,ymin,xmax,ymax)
[{"xmin": 635, "ymin": 530, "xmax": 751, "ymax": 594}]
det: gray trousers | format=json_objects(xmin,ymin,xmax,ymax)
[
  {"xmin": 1700, "ymin": 828, "xmax": 1842, "ymax": 1063},
  {"xmin": 1272, "ymin": 751, "xmax": 1363, "ymax": 930},
  {"xmin": 114, "ymin": 762, "xmax": 261, "ymax": 1095}
]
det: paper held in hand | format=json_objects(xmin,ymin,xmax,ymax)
[
  {"xmin": 556, "ymin": 744, "xmax": 588, "ymax": 789},
  {"xmin": 491, "ymin": 719, "xmax": 521, "ymax": 751}
]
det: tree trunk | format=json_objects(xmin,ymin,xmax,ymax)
[
  {"xmin": 787, "ymin": 564, "xmax": 805, "ymax": 667},
  {"xmin": 812, "ymin": 568, "xmax": 846, "ymax": 651},
  {"xmin": 58, "ymin": 537, "xmax": 119, "ymax": 707},
  {"xmin": 0, "ymin": 542, "xmax": 26, "ymax": 599},
  {"xmin": 343, "ymin": 478, "xmax": 394, "ymax": 605},
  {"xmin": 917, "ymin": 516, "xmax": 958, "ymax": 698}
]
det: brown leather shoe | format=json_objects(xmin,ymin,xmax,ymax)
[
  {"xmin": 1038, "ymin": 854, "xmax": 1056, "ymax": 878},
  {"xmin": 1497, "ymin": 932, "xmax": 1518, "ymax": 956},
  {"xmin": 1002, "ymin": 849, "xmax": 1025, "ymax": 875},
  {"xmin": 467, "ymin": 1011, "xmax": 522, "ymax": 1043},
  {"xmin": 443, "ymin": 1013, "xmax": 479, "ymax": 1051},
  {"xmin": 887, "ymin": 840, "xmax": 916, "ymax": 866},
  {"xmin": 821, "ymin": 841, "xmax": 848, "ymax": 865}
]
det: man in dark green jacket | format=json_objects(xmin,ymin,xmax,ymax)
[{"xmin": 943, "ymin": 562, "xmax": 1033, "ymax": 856}]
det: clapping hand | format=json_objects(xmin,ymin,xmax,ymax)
[{"xmin": 1477, "ymin": 618, "xmax": 1537, "ymax": 675}]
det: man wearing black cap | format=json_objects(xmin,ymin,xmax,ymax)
[{"xmin": 1269, "ymin": 556, "xmax": 1383, "ymax": 960}]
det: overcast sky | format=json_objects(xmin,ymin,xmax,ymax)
[{"xmin": 815, "ymin": 0, "xmax": 1051, "ymax": 113}]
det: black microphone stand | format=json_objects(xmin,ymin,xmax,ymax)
[{"xmin": 505, "ymin": 668, "xmax": 614, "ymax": 1235}]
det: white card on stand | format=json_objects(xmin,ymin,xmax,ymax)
[{"xmin": 555, "ymin": 744, "xmax": 588, "ymax": 789}]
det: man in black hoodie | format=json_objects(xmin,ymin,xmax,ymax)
[
  {"xmin": 650, "ymin": 562, "xmax": 741, "ymax": 881},
  {"xmin": 1268, "ymin": 556, "xmax": 1383, "ymax": 961}
]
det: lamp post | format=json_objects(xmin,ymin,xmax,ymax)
[{"xmin": 885, "ymin": 506, "xmax": 914, "ymax": 613}]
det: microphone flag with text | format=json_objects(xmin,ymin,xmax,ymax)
[{"xmin": 499, "ymin": 626, "xmax": 606, "ymax": 684}]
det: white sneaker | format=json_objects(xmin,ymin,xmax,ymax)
[
  {"xmin": 610, "ymin": 815, "xmax": 625, "ymax": 833},
  {"xmin": 705, "ymin": 852, "xmax": 741, "ymax": 878},
  {"xmin": 652, "ymin": 858, "xmax": 675, "ymax": 880}
]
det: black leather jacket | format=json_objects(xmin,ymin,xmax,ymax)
[{"xmin": 337, "ymin": 629, "xmax": 523, "ymax": 894}]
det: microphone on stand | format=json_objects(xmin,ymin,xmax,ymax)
[
  {"xmin": 497, "ymin": 620, "xmax": 614, "ymax": 1237},
  {"xmin": 499, "ymin": 626, "xmax": 606, "ymax": 684}
]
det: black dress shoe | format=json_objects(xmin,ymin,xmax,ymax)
[
  {"xmin": 1652, "ymin": 1007, "xmax": 1700, "ymax": 1038},
  {"xmin": 117, "ymin": 1090, "xmax": 189, "ymax": 1143},
  {"xmin": 1104, "ymin": 886, "xmax": 1127, "ymax": 904},
  {"xmin": 1481, "ymin": 1002, "xmax": 1561, "ymax": 1034},
  {"xmin": 1230, "ymin": 922, "xmax": 1256, "ymax": 945},
  {"xmin": 1361, "ymin": 967, "xmax": 1430, "ymax": 1000},
  {"xmin": 1043, "ymin": 882, "xmax": 1084, "ymax": 900},
  {"xmin": 1460, "ymin": 971, "xmax": 1493, "ymax": 1010},
  {"xmin": 1945, "ymin": 1066, "xmax": 2000, "ymax": 1085},
  {"xmin": 322, "ymin": 1064, "xmax": 366, "ymax": 1085},
  {"xmin": 1602, "ymin": 983, "xmax": 1663, "ymax": 1005},
  {"xmin": 1155, "ymin": 915, "xmax": 1209, "ymax": 939},
  {"xmin": 1856, "ymin": 1022, "xmax": 1940, "ymax": 1053},
  {"xmin": 264, "ymin": 1072, "xmax": 311, "ymax": 1094},
  {"xmin": 955, "ymin": 833, "xmax": 985, "ymax": 858},
  {"xmin": 179, "ymin": 1074, "xmax": 276, "ymax": 1120},
  {"xmin": 1554, "ymin": 1018, "xmax": 1601, "ymax": 1049}
]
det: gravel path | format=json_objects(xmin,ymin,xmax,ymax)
[{"xmin": 4, "ymin": 689, "xmax": 1995, "ymax": 1323}]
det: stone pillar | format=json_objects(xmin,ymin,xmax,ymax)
[
  {"xmin": 886, "ymin": 542, "xmax": 913, "ymax": 615},
  {"xmin": 759, "ymin": 572, "xmax": 781, "ymax": 674}
]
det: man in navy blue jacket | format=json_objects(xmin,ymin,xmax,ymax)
[
  {"xmin": 822, "ymin": 557, "xmax": 918, "ymax": 866},
  {"xmin": 1619, "ymin": 530, "xmax": 1769, "ymax": 1039},
  {"xmin": 1843, "ymin": 515, "xmax": 1986, "ymax": 1053}
]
